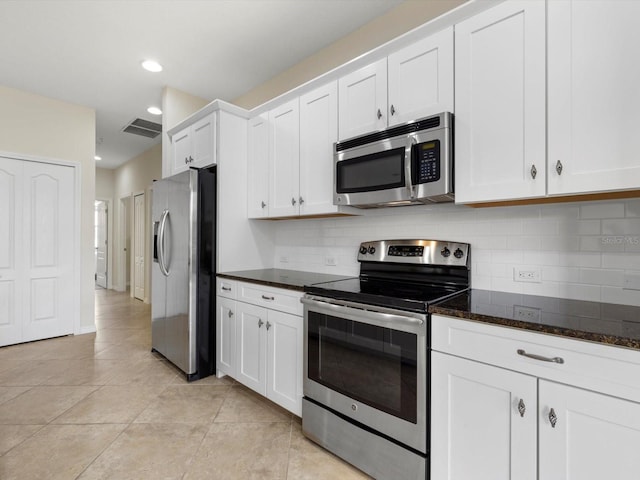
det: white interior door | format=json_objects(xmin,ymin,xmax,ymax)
[
  {"xmin": 21, "ymin": 160, "xmax": 75, "ymax": 343},
  {"xmin": 133, "ymin": 193, "xmax": 145, "ymax": 301},
  {"xmin": 95, "ymin": 200, "xmax": 108, "ymax": 289},
  {"xmin": 0, "ymin": 157, "xmax": 24, "ymax": 347}
]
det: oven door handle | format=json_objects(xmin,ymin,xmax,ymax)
[{"xmin": 301, "ymin": 296, "xmax": 425, "ymax": 326}]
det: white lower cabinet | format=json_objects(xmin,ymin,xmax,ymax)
[
  {"xmin": 431, "ymin": 352, "xmax": 537, "ymax": 480},
  {"xmin": 539, "ymin": 381, "xmax": 640, "ymax": 480},
  {"xmin": 431, "ymin": 315, "xmax": 640, "ymax": 480},
  {"xmin": 216, "ymin": 278, "xmax": 303, "ymax": 416}
]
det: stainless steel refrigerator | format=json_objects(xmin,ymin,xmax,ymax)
[{"xmin": 151, "ymin": 166, "xmax": 216, "ymax": 381}]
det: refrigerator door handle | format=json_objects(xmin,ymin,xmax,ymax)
[{"xmin": 158, "ymin": 209, "xmax": 170, "ymax": 277}]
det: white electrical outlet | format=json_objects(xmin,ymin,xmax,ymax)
[
  {"xmin": 514, "ymin": 305, "xmax": 541, "ymax": 322},
  {"xmin": 514, "ymin": 267, "xmax": 541, "ymax": 283},
  {"xmin": 325, "ymin": 256, "xmax": 337, "ymax": 266}
]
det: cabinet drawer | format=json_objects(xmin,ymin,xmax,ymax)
[
  {"xmin": 217, "ymin": 278, "xmax": 236, "ymax": 299},
  {"xmin": 238, "ymin": 282, "xmax": 303, "ymax": 316},
  {"xmin": 432, "ymin": 315, "xmax": 640, "ymax": 403}
]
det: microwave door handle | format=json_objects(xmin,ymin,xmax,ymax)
[{"xmin": 405, "ymin": 136, "xmax": 416, "ymax": 198}]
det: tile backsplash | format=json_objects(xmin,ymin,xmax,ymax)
[{"xmin": 273, "ymin": 198, "xmax": 640, "ymax": 307}]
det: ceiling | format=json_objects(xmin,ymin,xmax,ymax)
[{"xmin": 0, "ymin": 0, "xmax": 403, "ymax": 169}]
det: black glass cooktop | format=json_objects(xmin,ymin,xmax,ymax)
[{"xmin": 305, "ymin": 277, "xmax": 468, "ymax": 313}]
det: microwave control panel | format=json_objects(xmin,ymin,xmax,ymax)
[{"xmin": 413, "ymin": 140, "xmax": 441, "ymax": 184}]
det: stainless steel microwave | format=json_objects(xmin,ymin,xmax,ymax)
[{"xmin": 333, "ymin": 112, "xmax": 453, "ymax": 208}]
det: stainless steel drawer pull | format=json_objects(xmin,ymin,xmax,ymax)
[
  {"xmin": 221, "ymin": 286, "xmax": 232, "ymax": 291},
  {"xmin": 261, "ymin": 295, "xmax": 275, "ymax": 301},
  {"xmin": 517, "ymin": 349, "xmax": 564, "ymax": 364},
  {"xmin": 258, "ymin": 319, "xmax": 264, "ymax": 328}
]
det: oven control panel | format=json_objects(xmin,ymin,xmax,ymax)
[{"xmin": 357, "ymin": 239, "xmax": 470, "ymax": 267}]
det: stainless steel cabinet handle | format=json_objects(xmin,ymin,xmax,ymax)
[
  {"xmin": 221, "ymin": 286, "xmax": 232, "ymax": 291},
  {"xmin": 549, "ymin": 408, "xmax": 558, "ymax": 428},
  {"xmin": 377, "ymin": 108, "xmax": 382, "ymax": 120},
  {"xmin": 518, "ymin": 399, "xmax": 526, "ymax": 417},
  {"xmin": 228, "ymin": 310, "xmax": 234, "ymax": 318},
  {"xmin": 184, "ymin": 157, "xmax": 188, "ymax": 164},
  {"xmin": 390, "ymin": 104, "xmax": 396, "ymax": 116},
  {"xmin": 258, "ymin": 319, "xmax": 264, "ymax": 328},
  {"xmin": 189, "ymin": 155, "xmax": 194, "ymax": 163},
  {"xmin": 556, "ymin": 160, "xmax": 563, "ymax": 175},
  {"xmin": 299, "ymin": 196, "xmax": 304, "ymax": 205},
  {"xmin": 261, "ymin": 295, "xmax": 275, "ymax": 301},
  {"xmin": 517, "ymin": 349, "xmax": 564, "ymax": 364},
  {"xmin": 261, "ymin": 201, "xmax": 266, "ymax": 209},
  {"xmin": 531, "ymin": 164, "xmax": 537, "ymax": 179},
  {"xmin": 266, "ymin": 321, "xmax": 271, "ymax": 331},
  {"xmin": 291, "ymin": 197, "xmax": 297, "ymax": 206}
]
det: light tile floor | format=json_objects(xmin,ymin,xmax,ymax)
[{"xmin": 0, "ymin": 288, "xmax": 370, "ymax": 479}]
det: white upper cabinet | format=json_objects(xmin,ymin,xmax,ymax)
[
  {"xmin": 338, "ymin": 28, "xmax": 454, "ymax": 140},
  {"xmin": 548, "ymin": 0, "xmax": 640, "ymax": 196},
  {"xmin": 170, "ymin": 112, "xmax": 216, "ymax": 176},
  {"xmin": 299, "ymin": 82, "xmax": 339, "ymax": 216},
  {"xmin": 454, "ymin": 1, "xmax": 546, "ymax": 203},
  {"xmin": 268, "ymin": 98, "xmax": 300, "ymax": 218},
  {"xmin": 387, "ymin": 27, "xmax": 454, "ymax": 126},
  {"xmin": 338, "ymin": 59, "xmax": 387, "ymax": 140},
  {"xmin": 247, "ymin": 113, "xmax": 270, "ymax": 218}
]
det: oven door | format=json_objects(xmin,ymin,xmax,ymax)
[{"xmin": 302, "ymin": 295, "xmax": 428, "ymax": 453}]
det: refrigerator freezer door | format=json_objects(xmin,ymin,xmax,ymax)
[{"xmin": 151, "ymin": 170, "xmax": 197, "ymax": 375}]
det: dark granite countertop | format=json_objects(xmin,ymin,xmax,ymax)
[
  {"xmin": 430, "ymin": 289, "xmax": 640, "ymax": 350},
  {"xmin": 217, "ymin": 269, "xmax": 355, "ymax": 292}
]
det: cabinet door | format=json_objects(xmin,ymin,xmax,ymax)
[
  {"xmin": 191, "ymin": 113, "xmax": 216, "ymax": 168},
  {"xmin": 454, "ymin": 1, "xmax": 546, "ymax": 203},
  {"xmin": 247, "ymin": 113, "xmax": 270, "ymax": 218},
  {"xmin": 266, "ymin": 310, "xmax": 303, "ymax": 416},
  {"xmin": 388, "ymin": 27, "xmax": 454, "ymax": 126},
  {"xmin": 539, "ymin": 380, "xmax": 640, "ymax": 480},
  {"xmin": 171, "ymin": 126, "xmax": 191, "ymax": 175},
  {"xmin": 0, "ymin": 157, "xmax": 24, "ymax": 347},
  {"xmin": 548, "ymin": 1, "xmax": 640, "ymax": 195},
  {"xmin": 299, "ymin": 82, "xmax": 338, "ymax": 216},
  {"xmin": 235, "ymin": 302, "xmax": 267, "ymax": 394},
  {"xmin": 338, "ymin": 59, "xmax": 387, "ymax": 139},
  {"xmin": 268, "ymin": 98, "xmax": 300, "ymax": 218},
  {"xmin": 431, "ymin": 352, "xmax": 537, "ymax": 480},
  {"xmin": 216, "ymin": 296, "xmax": 236, "ymax": 377}
]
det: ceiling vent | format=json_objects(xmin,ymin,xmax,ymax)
[{"xmin": 122, "ymin": 118, "xmax": 162, "ymax": 139}]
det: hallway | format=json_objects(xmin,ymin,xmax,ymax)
[{"xmin": 0, "ymin": 289, "xmax": 367, "ymax": 479}]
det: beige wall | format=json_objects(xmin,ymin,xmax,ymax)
[
  {"xmin": 112, "ymin": 143, "xmax": 162, "ymax": 303},
  {"xmin": 233, "ymin": 0, "xmax": 466, "ymax": 109},
  {"xmin": 96, "ymin": 167, "xmax": 115, "ymax": 199},
  {"xmin": 0, "ymin": 84, "xmax": 96, "ymax": 332},
  {"xmin": 161, "ymin": 87, "xmax": 209, "ymax": 178}
]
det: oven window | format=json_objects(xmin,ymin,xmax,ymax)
[
  {"xmin": 336, "ymin": 147, "xmax": 405, "ymax": 193},
  {"xmin": 307, "ymin": 311, "xmax": 418, "ymax": 423}
]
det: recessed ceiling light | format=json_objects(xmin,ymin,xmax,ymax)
[
  {"xmin": 141, "ymin": 60, "xmax": 163, "ymax": 73},
  {"xmin": 94, "ymin": 155, "xmax": 102, "ymax": 161},
  {"xmin": 147, "ymin": 106, "xmax": 162, "ymax": 115}
]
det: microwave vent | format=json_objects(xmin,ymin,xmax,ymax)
[{"xmin": 336, "ymin": 115, "xmax": 442, "ymax": 152}]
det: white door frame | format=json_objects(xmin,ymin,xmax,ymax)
[
  {"xmin": 117, "ymin": 194, "xmax": 130, "ymax": 293},
  {"xmin": 0, "ymin": 150, "xmax": 81, "ymax": 336},
  {"xmin": 95, "ymin": 197, "xmax": 113, "ymax": 290},
  {"xmin": 133, "ymin": 191, "xmax": 145, "ymax": 301}
]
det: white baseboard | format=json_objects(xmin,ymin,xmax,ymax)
[{"xmin": 78, "ymin": 325, "xmax": 97, "ymax": 335}]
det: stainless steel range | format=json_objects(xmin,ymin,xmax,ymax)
[{"xmin": 302, "ymin": 239, "xmax": 470, "ymax": 480}]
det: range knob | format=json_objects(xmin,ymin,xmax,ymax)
[
  {"xmin": 368, "ymin": 246, "xmax": 376, "ymax": 255},
  {"xmin": 454, "ymin": 248, "xmax": 464, "ymax": 259},
  {"xmin": 441, "ymin": 247, "xmax": 451, "ymax": 258},
  {"xmin": 359, "ymin": 246, "xmax": 368, "ymax": 255}
]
